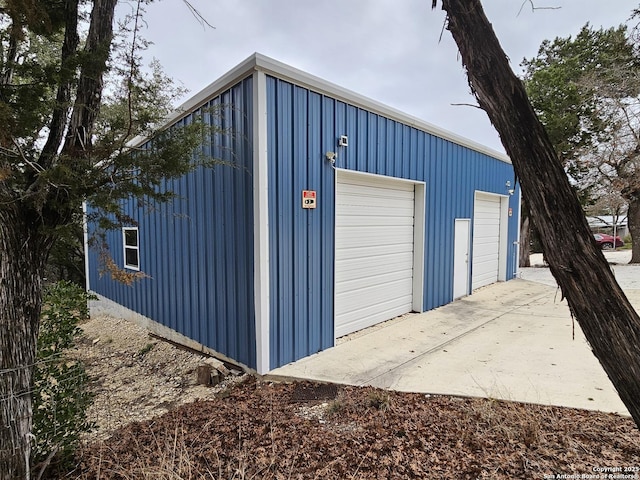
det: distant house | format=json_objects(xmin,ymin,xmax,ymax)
[
  {"xmin": 587, "ymin": 215, "xmax": 628, "ymax": 238},
  {"xmin": 85, "ymin": 53, "xmax": 521, "ymax": 374}
]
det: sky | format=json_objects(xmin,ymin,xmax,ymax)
[{"xmin": 127, "ymin": 0, "xmax": 636, "ymax": 154}]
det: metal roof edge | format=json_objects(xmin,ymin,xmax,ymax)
[
  {"xmin": 129, "ymin": 53, "xmax": 259, "ymax": 147},
  {"xmin": 252, "ymin": 53, "xmax": 510, "ymax": 163},
  {"xmin": 133, "ymin": 52, "xmax": 510, "ymax": 163},
  {"xmin": 165, "ymin": 53, "xmax": 259, "ymax": 126}
]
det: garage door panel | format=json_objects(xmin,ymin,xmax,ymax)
[
  {"xmin": 335, "ymin": 173, "xmax": 416, "ymax": 337},
  {"xmin": 472, "ymin": 242, "xmax": 499, "ymax": 256},
  {"xmin": 338, "ymin": 199, "xmax": 413, "ymax": 218},
  {"xmin": 475, "ymin": 217, "xmax": 500, "ymax": 225},
  {"xmin": 335, "ymin": 294, "xmax": 413, "ymax": 337},
  {"xmin": 337, "ymin": 212, "xmax": 415, "ymax": 226},
  {"xmin": 337, "ymin": 300, "xmax": 412, "ymax": 333},
  {"xmin": 336, "ymin": 226, "xmax": 414, "ymax": 248},
  {"xmin": 473, "ymin": 257, "xmax": 499, "ymax": 270},
  {"xmin": 472, "ymin": 272, "xmax": 496, "ymax": 288},
  {"xmin": 474, "ymin": 230, "xmax": 498, "ymax": 241},
  {"xmin": 472, "ymin": 193, "xmax": 502, "ymax": 290},
  {"xmin": 336, "ymin": 278, "xmax": 413, "ymax": 306},
  {"xmin": 475, "ymin": 196, "xmax": 500, "ymax": 208},
  {"xmin": 338, "ymin": 201, "xmax": 414, "ymax": 214},
  {"xmin": 335, "ymin": 243, "xmax": 414, "ymax": 262},
  {"xmin": 339, "ymin": 177, "xmax": 414, "ymax": 192},
  {"xmin": 339, "ymin": 184, "xmax": 413, "ymax": 205},
  {"xmin": 336, "ymin": 268, "xmax": 413, "ymax": 293},
  {"xmin": 475, "ymin": 221, "xmax": 500, "ymax": 230},
  {"xmin": 336, "ymin": 252, "xmax": 413, "ymax": 282},
  {"xmin": 338, "ymin": 188, "xmax": 414, "ymax": 204},
  {"xmin": 475, "ymin": 206, "xmax": 500, "ymax": 215}
]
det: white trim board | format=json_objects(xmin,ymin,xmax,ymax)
[
  {"xmin": 252, "ymin": 70, "xmax": 271, "ymax": 375},
  {"xmin": 82, "ymin": 201, "xmax": 91, "ymax": 292}
]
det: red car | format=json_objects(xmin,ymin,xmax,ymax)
[{"xmin": 593, "ymin": 233, "xmax": 624, "ymax": 249}]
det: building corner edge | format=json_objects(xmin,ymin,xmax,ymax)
[{"xmin": 253, "ymin": 69, "xmax": 271, "ymax": 374}]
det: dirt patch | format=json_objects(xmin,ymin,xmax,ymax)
[{"xmin": 74, "ymin": 315, "xmax": 245, "ymax": 442}]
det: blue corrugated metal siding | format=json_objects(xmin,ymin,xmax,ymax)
[
  {"xmin": 266, "ymin": 76, "xmax": 519, "ymax": 369},
  {"xmin": 267, "ymin": 79, "xmax": 335, "ymax": 368},
  {"xmin": 87, "ymin": 67, "xmax": 520, "ymax": 372},
  {"xmin": 88, "ymin": 77, "xmax": 256, "ymax": 369}
]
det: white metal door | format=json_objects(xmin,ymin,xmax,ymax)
[
  {"xmin": 335, "ymin": 172, "xmax": 415, "ymax": 337},
  {"xmin": 453, "ymin": 219, "xmax": 470, "ymax": 299},
  {"xmin": 472, "ymin": 193, "xmax": 502, "ymax": 290}
]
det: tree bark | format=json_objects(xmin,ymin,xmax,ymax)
[
  {"xmin": 39, "ymin": 0, "xmax": 80, "ymax": 168},
  {"xmin": 438, "ymin": 0, "xmax": 640, "ymax": 427},
  {"xmin": 63, "ymin": 0, "xmax": 117, "ymax": 155},
  {"xmin": 0, "ymin": 1, "xmax": 118, "ymax": 476},
  {"xmin": 0, "ymin": 209, "xmax": 52, "ymax": 480}
]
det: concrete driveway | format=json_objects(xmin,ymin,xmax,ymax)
[{"xmin": 270, "ymin": 251, "xmax": 640, "ymax": 415}]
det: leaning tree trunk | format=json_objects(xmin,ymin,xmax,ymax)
[
  {"xmin": 0, "ymin": 209, "xmax": 52, "ymax": 479},
  {"xmin": 627, "ymin": 192, "xmax": 640, "ymax": 264},
  {"xmin": 437, "ymin": 0, "xmax": 640, "ymax": 427}
]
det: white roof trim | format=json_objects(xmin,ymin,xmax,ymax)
[
  {"xmin": 134, "ymin": 52, "xmax": 510, "ymax": 163},
  {"xmin": 587, "ymin": 215, "xmax": 628, "ymax": 227}
]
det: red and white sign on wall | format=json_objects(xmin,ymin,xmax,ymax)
[{"xmin": 302, "ymin": 190, "xmax": 317, "ymax": 209}]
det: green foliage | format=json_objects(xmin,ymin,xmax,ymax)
[
  {"xmin": 45, "ymin": 209, "xmax": 86, "ymax": 286},
  {"xmin": 32, "ymin": 281, "xmax": 96, "ymax": 474},
  {"xmin": 522, "ymin": 24, "xmax": 638, "ymax": 187},
  {"xmin": 0, "ymin": 0, "xmax": 232, "ymax": 294},
  {"xmin": 137, "ymin": 342, "xmax": 155, "ymax": 357},
  {"xmin": 1, "ymin": 0, "xmax": 220, "ymax": 269},
  {"xmin": 521, "ymin": 20, "xmax": 640, "ymax": 258},
  {"xmin": 0, "ymin": 1, "xmax": 224, "ymax": 475}
]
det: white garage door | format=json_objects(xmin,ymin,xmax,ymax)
[
  {"xmin": 335, "ymin": 173, "xmax": 415, "ymax": 337},
  {"xmin": 472, "ymin": 193, "xmax": 502, "ymax": 290}
]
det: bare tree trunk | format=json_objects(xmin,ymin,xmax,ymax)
[
  {"xmin": 627, "ymin": 193, "xmax": 640, "ymax": 264},
  {"xmin": 0, "ymin": 210, "xmax": 51, "ymax": 480},
  {"xmin": 63, "ymin": 0, "xmax": 117, "ymax": 156},
  {"xmin": 39, "ymin": 0, "xmax": 80, "ymax": 167},
  {"xmin": 437, "ymin": 0, "xmax": 640, "ymax": 428}
]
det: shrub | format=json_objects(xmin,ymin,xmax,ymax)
[
  {"xmin": 32, "ymin": 281, "xmax": 95, "ymax": 477},
  {"xmin": 367, "ymin": 391, "xmax": 391, "ymax": 411}
]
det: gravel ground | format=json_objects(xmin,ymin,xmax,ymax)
[{"xmin": 74, "ymin": 315, "xmax": 245, "ymax": 442}]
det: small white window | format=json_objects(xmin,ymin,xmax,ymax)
[{"xmin": 123, "ymin": 227, "xmax": 140, "ymax": 270}]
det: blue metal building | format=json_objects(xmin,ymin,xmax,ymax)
[{"xmin": 86, "ymin": 53, "xmax": 521, "ymax": 374}]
